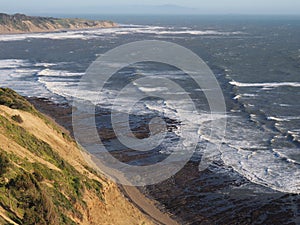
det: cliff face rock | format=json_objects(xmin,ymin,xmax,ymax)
[
  {"xmin": 0, "ymin": 88, "xmax": 152, "ymax": 225},
  {"xmin": 0, "ymin": 13, "xmax": 117, "ymax": 34}
]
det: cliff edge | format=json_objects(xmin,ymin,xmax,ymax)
[{"xmin": 0, "ymin": 88, "xmax": 152, "ymax": 225}]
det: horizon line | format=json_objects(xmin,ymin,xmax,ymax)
[{"xmin": 2, "ymin": 12, "xmax": 300, "ymax": 17}]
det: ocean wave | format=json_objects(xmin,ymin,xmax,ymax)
[
  {"xmin": 0, "ymin": 60, "xmax": 82, "ymax": 100},
  {"xmin": 230, "ymin": 80, "xmax": 300, "ymax": 88},
  {"xmin": 0, "ymin": 59, "xmax": 30, "ymax": 69},
  {"xmin": 8, "ymin": 69, "xmax": 40, "ymax": 78},
  {"xmin": 272, "ymin": 148, "xmax": 300, "ymax": 165},
  {"xmin": 221, "ymin": 146, "xmax": 300, "ymax": 194},
  {"xmin": 0, "ymin": 59, "xmax": 65, "ymax": 70},
  {"xmin": 137, "ymin": 86, "xmax": 169, "ymax": 93},
  {"xmin": 34, "ymin": 62, "xmax": 60, "ymax": 67},
  {"xmin": 38, "ymin": 69, "xmax": 84, "ymax": 77},
  {"xmin": 232, "ymin": 93, "xmax": 258, "ymax": 100},
  {"xmin": 2, "ymin": 57, "xmax": 299, "ymax": 194},
  {"xmin": 157, "ymin": 30, "xmax": 243, "ymax": 35},
  {"xmin": 0, "ymin": 25, "xmax": 245, "ymax": 42},
  {"xmin": 0, "ymin": 67, "xmax": 50, "ymax": 98},
  {"xmin": 0, "ymin": 31, "xmax": 99, "ymax": 42},
  {"xmin": 287, "ymin": 130, "xmax": 300, "ymax": 142},
  {"xmin": 268, "ymin": 116, "xmax": 300, "ymax": 122},
  {"xmin": 199, "ymin": 115, "xmax": 300, "ymax": 194}
]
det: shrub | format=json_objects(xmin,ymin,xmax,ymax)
[
  {"xmin": 0, "ymin": 88, "xmax": 34, "ymax": 112},
  {"xmin": 11, "ymin": 114, "xmax": 23, "ymax": 123},
  {"xmin": 23, "ymin": 208, "xmax": 47, "ymax": 225},
  {"xmin": 8, "ymin": 173, "xmax": 36, "ymax": 191},
  {"xmin": 72, "ymin": 177, "xmax": 82, "ymax": 197},
  {"xmin": 0, "ymin": 152, "xmax": 10, "ymax": 176},
  {"xmin": 33, "ymin": 170, "xmax": 44, "ymax": 182}
]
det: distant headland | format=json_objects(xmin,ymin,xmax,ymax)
[{"xmin": 0, "ymin": 13, "xmax": 118, "ymax": 34}]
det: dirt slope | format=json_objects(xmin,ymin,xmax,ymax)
[{"xmin": 0, "ymin": 88, "xmax": 153, "ymax": 225}]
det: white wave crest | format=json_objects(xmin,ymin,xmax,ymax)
[
  {"xmin": 0, "ymin": 25, "xmax": 245, "ymax": 42},
  {"xmin": 230, "ymin": 80, "xmax": 300, "ymax": 88},
  {"xmin": 0, "ymin": 59, "xmax": 30, "ymax": 68},
  {"xmin": 38, "ymin": 69, "xmax": 84, "ymax": 77}
]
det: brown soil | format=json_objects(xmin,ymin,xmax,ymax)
[{"xmin": 0, "ymin": 105, "xmax": 155, "ymax": 225}]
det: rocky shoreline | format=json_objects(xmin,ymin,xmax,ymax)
[
  {"xmin": 28, "ymin": 97, "xmax": 299, "ymax": 225},
  {"xmin": 0, "ymin": 88, "xmax": 155, "ymax": 225},
  {"xmin": 27, "ymin": 97, "xmax": 181, "ymax": 225}
]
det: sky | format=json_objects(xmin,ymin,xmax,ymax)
[{"xmin": 0, "ymin": 0, "xmax": 299, "ymax": 15}]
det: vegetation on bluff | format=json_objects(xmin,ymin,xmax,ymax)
[
  {"xmin": 0, "ymin": 88, "xmax": 35, "ymax": 113},
  {"xmin": 0, "ymin": 88, "xmax": 151, "ymax": 225},
  {"xmin": 0, "ymin": 88, "xmax": 103, "ymax": 224},
  {"xmin": 0, "ymin": 13, "xmax": 117, "ymax": 34}
]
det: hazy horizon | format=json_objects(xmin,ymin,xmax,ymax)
[{"xmin": 0, "ymin": 0, "xmax": 299, "ymax": 15}]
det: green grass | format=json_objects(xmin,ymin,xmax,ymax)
[
  {"xmin": 0, "ymin": 88, "xmax": 35, "ymax": 113},
  {"xmin": 0, "ymin": 88, "xmax": 73, "ymax": 142},
  {"xmin": 0, "ymin": 143, "xmax": 104, "ymax": 224},
  {"xmin": 0, "ymin": 115, "xmax": 64, "ymax": 168},
  {"xmin": 0, "ymin": 89, "xmax": 105, "ymax": 224}
]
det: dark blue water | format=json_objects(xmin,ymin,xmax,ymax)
[{"xmin": 0, "ymin": 15, "xmax": 299, "ymax": 224}]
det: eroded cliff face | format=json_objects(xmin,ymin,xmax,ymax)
[
  {"xmin": 0, "ymin": 88, "xmax": 152, "ymax": 225},
  {"xmin": 0, "ymin": 13, "xmax": 117, "ymax": 34}
]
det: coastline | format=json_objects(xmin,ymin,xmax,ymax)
[
  {"xmin": 0, "ymin": 23, "xmax": 118, "ymax": 35},
  {"xmin": 0, "ymin": 13, "xmax": 118, "ymax": 35},
  {"xmin": 28, "ymin": 97, "xmax": 181, "ymax": 225},
  {"xmin": 0, "ymin": 87, "xmax": 157, "ymax": 225},
  {"xmin": 1, "ymin": 13, "xmax": 299, "ymax": 224}
]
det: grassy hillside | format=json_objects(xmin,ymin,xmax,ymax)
[
  {"xmin": 0, "ymin": 88, "xmax": 152, "ymax": 225},
  {"xmin": 0, "ymin": 13, "xmax": 117, "ymax": 34}
]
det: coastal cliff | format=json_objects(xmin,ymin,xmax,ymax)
[
  {"xmin": 0, "ymin": 88, "xmax": 152, "ymax": 225},
  {"xmin": 0, "ymin": 13, "xmax": 117, "ymax": 34}
]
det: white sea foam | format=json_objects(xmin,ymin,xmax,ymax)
[
  {"xmin": 197, "ymin": 115, "xmax": 300, "ymax": 194},
  {"xmin": 242, "ymin": 93, "xmax": 258, "ymax": 97},
  {"xmin": 138, "ymin": 87, "xmax": 169, "ymax": 93},
  {"xmin": 39, "ymin": 75, "xmax": 119, "ymax": 106},
  {"xmin": 0, "ymin": 25, "xmax": 244, "ymax": 42},
  {"xmin": 0, "ymin": 28, "xmax": 115, "ymax": 41},
  {"xmin": 230, "ymin": 80, "xmax": 300, "ymax": 88},
  {"xmin": 1, "ymin": 58, "xmax": 299, "ymax": 194},
  {"xmin": 288, "ymin": 130, "xmax": 300, "ymax": 142},
  {"xmin": 0, "ymin": 59, "xmax": 81, "ymax": 99},
  {"xmin": 221, "ymin": 146, "xmax": 300, "ymax": 194},
  {"xmin": 38, "ymin": 69, "xmax": 84, "ymax": 77},
  {"xmin": 234, "ymin": 93, "xmax": 259, "ymax": 100},
  {"xmin": 34, "ymin": 62, "xmax": 59, "ymax": 67},
  {"xmin": 268, "ymin": 117, "xmax": 286, "ymax": 122},
  {"xmin": 0, "ymin": 67, "xmax": 50, "ymax": 98},
  {"xmin": 8, "ymin": 69, "xmax": 40, "ymax": 78},
  {"xmin": 0, "ymin": 59, "xmax": 30, "ymax": 68},
  {"xmin": 268, "ymin": 116, "xmax": 300, "ymax": 122},
  {"xmin": 0, "ymin": 59, "xmax": 63, "ymax": 70},
  {"xmin": 157, "ymin": 30, "xmax": 243, "ymax": 35},
  {"xmin": 233, "ymin": 94, "xmax": 242, "ymax": 100},
  {"xmin": 272, "ymin": 148, "xmax": 300, "ymax": 165}
]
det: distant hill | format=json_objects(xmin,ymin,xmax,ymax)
[
  {"xmin": 0, "ymin": 13, "xmax": 117, "ymax": 34},
  {"xmin": 0, "ymin": 88, "xmax": 152, "ymax": 225},
  {"xmin": 72, "ymin": 4, "xmax": 198, "ymax": 14}
]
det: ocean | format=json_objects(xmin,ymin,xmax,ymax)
[{"xmin": 0, "ymin": 15, "xmax": 299, "ymax": 224}]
